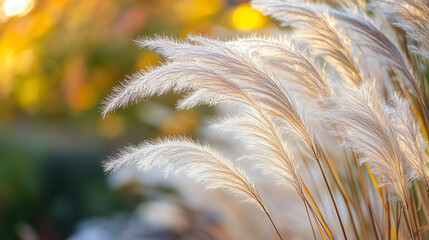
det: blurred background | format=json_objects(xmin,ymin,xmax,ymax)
[{"xmin": 0, "ymin": 0, "xmax": 275, "ymax": 239}]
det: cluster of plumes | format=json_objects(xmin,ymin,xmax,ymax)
[
  {"xmin": 253, "ymin": 0, "xmax": 429, "ymax": 202},
  {"xmin": 103, "ymin": 35, "xmax": 319, "ymax": 202},
  {"xmin": 103, "ymin": 0, "xmax": 429, "ymax": 238}
]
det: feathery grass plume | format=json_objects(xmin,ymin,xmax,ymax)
[
  {"xmin": 102, "ymin": 62, "xmax": 205, "ymax": 117},
  {"xmin": 252, "ymin": 0, "xmax": 363, "ymax": 86},
  {"xmin": 390, "ymin": 96, "xmax": 429, "ymax": 185},
  {"xmin": 104, "ymin": 137, "xmax": 263, "ymax": 207},
  {"xmin": 380, "ymin": 0, "xmax": 429, "ymax": 59},
  {"xmin": 211, "ymin": 110, "xmax": 304, "ymax": 198},
  {"xmin": 222, "ymin": 36, "xmax": 333, "ymax": 99},
  {"xmin": 138, "ymin": 35, "xmax": 332, "ymax": 100},
  {"xmin": 104, "ymin": 137, "xmax": 283, "ymax": 239},
  {"xmin": 325, "ymin": 81, "xmax": 410, "ymax": 204}
]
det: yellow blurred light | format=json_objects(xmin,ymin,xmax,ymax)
[
  {"xmin": 0, "ymin": 50, "xmax": 15, "ymax": 97},
  {"xmin": 17, "ymin": 78, "xmax": 40, "ymax": 108},
  {"xmin": 3, "ymin": 0, "xmax": 35, "ymax": 17},
  {"xmin": 3, "ymin": 50, "xmax": 15, "ymax": 72},
  {"xmin": 232, "ymin": 3, "xmax": 266, "ymax": 30},
  {"xmin": 174, "ymin": 0, "xmax": 223, "ymax": 21}
]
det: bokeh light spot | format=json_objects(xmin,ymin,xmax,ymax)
[
  {"xmin": 3, "ymin": 0, "xmax": 35, "ymax": 17},
  {"xmin": 232, "ymin": 3, "xmax": 266, "ymax": 30}
]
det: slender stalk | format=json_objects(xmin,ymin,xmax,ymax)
[
  {"xmin": 403, "ymin": 202, "xmax": 416, "ymax": 240},
  {"xmin": 354, "ymin": 152, "xmax": 381, "ymax": 240},
  {"xmin": 407, "ymin": 198, "xmax": 419, "ymax": 240},
  {"xmin": 415, "ymin": 183, "xmax": 429, "ymax": 223},
  {"xmin": 396, "ymin": 204, "xmax": 402, "ymax": 240},
  {"xmin": 342, "ymin": 195, "xmax": 359, "ymax": 239},
  {"xmin": 297, "ymin": 175, "xmax": 318, "ymax": 240},
  {"xmin": 255, "ymin": 197, "xmax": 283, "ymax": 240},
  {"xmin": 304, "ymin": 200, "xmax": 318, "ymax": 240},
  {"xmin": 307, "ymin": 199, "xmax": 331, "ymax": 240},
  {"xmin": 302, "ymin": 180, "xmax": 334, "ymax": 239},
  {"xmin": 410, "ymin": 190, "xmax": 422, "ymax": 240},
  {"xmin": 386, "ymin": 194, "xmax": 391, "ymax": 240},
  {"xmin": 411, "ymin": 201, "xmax": 422, "ymax": 240},
  {"xmin": 321, "ymin": 150, "xmax": 359, "ymax": 239},
  {"xmin": 311, "ymin": 143, "xmax": 348, "ymax": 240},
  {"xmin": 343, "ymin": 150, "xmax": 370, "ymax": 239}
]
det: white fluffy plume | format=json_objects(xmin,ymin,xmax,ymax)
[
  {"xmin": 326, "ymin": 81, "xmax": 410, "ymax": 204},
  {"xmin": 252, "ymin": 0, "xmax": 363, "ymax": 86},
  {"xmin": 211, "ymin": 109, "xmax": 304, "ymax": 197},
  {"xmin": 390, "ymin": 96, "xmax": 429, "ymax": 184},
  {"xmin": 104, "ymin": 137, "xmax": 267, "ymax": 209},
  {"xmin": 137, "ymin": 35, "xmax": 332, "ymax": 99}
]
